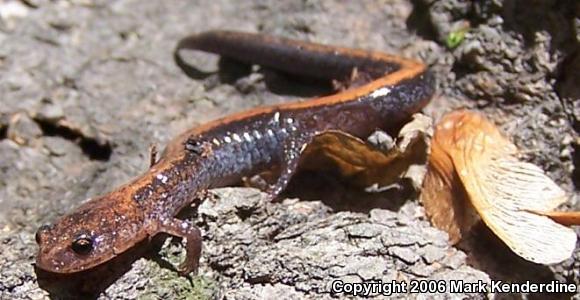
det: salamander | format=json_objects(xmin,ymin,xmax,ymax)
[{"xmin": 35, "ymin": 30, "xmax": 435, "ymax": 275}]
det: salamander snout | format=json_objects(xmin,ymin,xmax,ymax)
[
  {"xmin": 35, "ymin": 216, "xmax": 114, "ymax": 273},
  {"xmin": 35, "ymin": 192, "xmax": 146, "ymax": 274},
  {"xmin": 35, "ymin": 224, "xmax": 52, "ymax": 245},
  {"xmin": 36, "ymin": 224, "xmax": 95, "ymax": 257}
]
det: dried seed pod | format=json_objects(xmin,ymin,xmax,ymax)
[{"xmin": 422, "ymin": 110, "xmax": 576, "ymax": 265}]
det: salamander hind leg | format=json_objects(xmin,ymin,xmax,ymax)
[
  {"xmin": 242, "ymin": 167, "xmax": 280, "ymax": 190},
  {"xmin": 155, "ymin": 218, "xmax": 202, "ymax": 275},
  {"xmin": 266, "ymin": 134, "xmax": 311, "ymax": 202}
]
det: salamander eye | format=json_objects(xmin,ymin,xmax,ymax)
[
  {"xmin": 35, "ymin": 224, "xmax": 52, "ymax": 244},
  {"xmin": 71, "ymin": 234, "xmax": 94, "ymax": 255}
]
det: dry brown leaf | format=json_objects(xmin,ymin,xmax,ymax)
[
  {"xmin": 422, "ymin": 110, "xmax": 576, "ymax": 264},
  {"xmin": 300, "ymin": 114, "xmax": 431, "ymax": 188}
]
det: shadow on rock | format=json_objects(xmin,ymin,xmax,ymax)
[
  {"xmin": 460, "ymin": 223, "xmax": 576, "ymax": 300},
  {"xmin": 35, "ymin": 241, "xmax": 148, "ymax": 299}
]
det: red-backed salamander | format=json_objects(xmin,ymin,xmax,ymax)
[{"xmin": 35, "ymin": 30, "xmax": 435, "ymax": 275}]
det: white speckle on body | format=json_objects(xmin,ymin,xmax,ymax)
[
  {"xmin": 156, "ymin": 173, "xmax": 168, "ymax": 184},
  {"xmin": 369, "ymin": 87, "xmax": 391, "ymax": 98}
]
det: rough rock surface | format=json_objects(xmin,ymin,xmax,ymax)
[{"xmin": 0, "ymin": 0, "xmax": 578, "ymax": 299}]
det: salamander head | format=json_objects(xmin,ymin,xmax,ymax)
[{"xmin": 35, "ymin": 193, "xmax": 145, "ymax": 273}]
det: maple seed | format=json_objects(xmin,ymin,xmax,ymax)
[{"xmin": 421, "ymin": 110, "xmax": 576, "ymax": 265}]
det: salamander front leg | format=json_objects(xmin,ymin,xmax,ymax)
[
  {"xmin": 149, "ymin": 144, "xmax": 158, "ymax": 167},
  {"xmin": 156, "ymin": 218, "xmax": 202, "ymax": 275}
]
